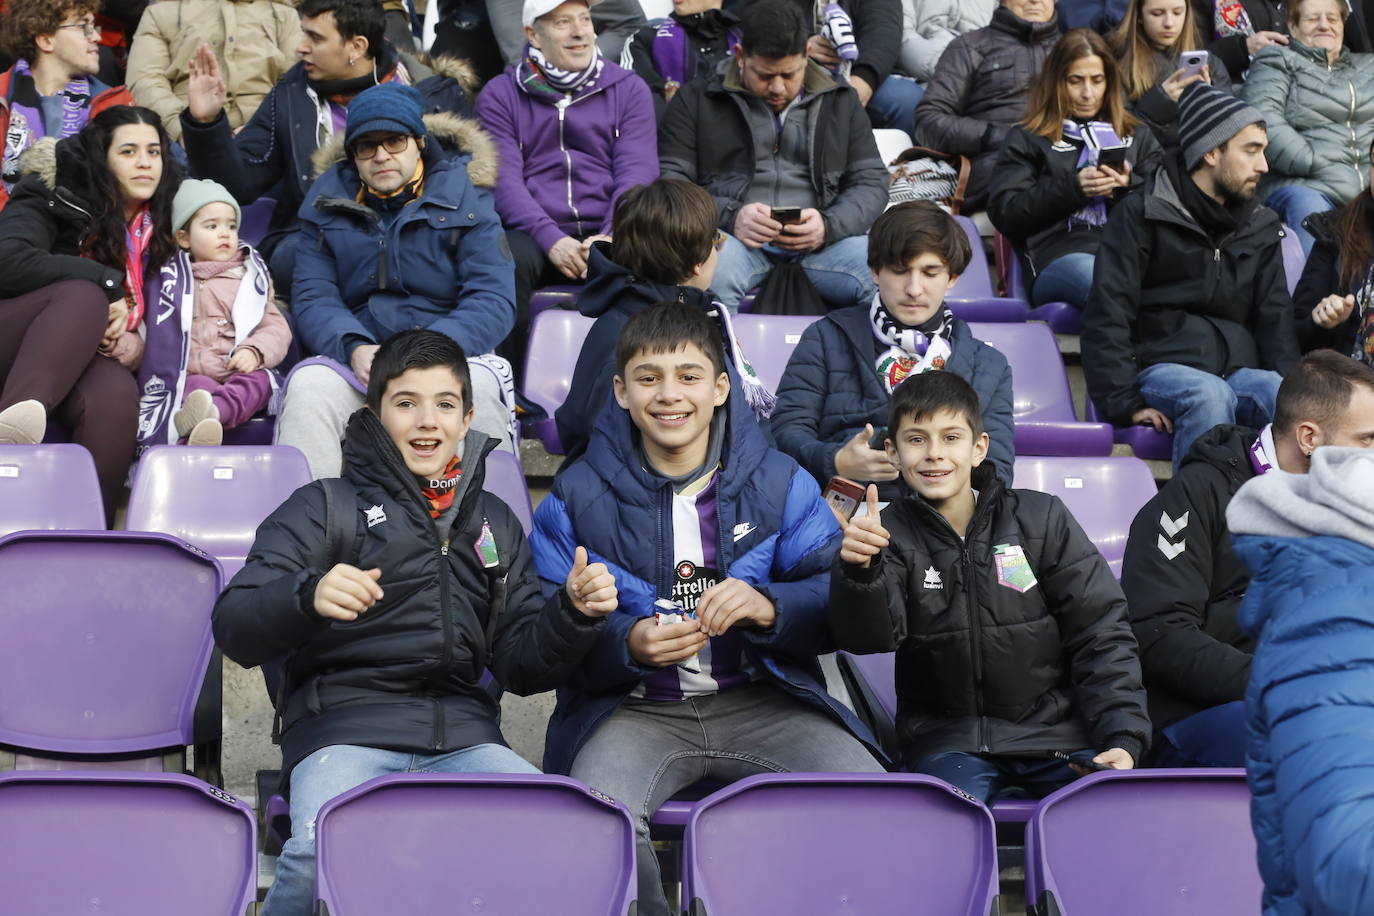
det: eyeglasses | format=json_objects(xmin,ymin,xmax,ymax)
[
  {"xmin": 354, "ymin": 134, "xmax": 411, "ymax": 160},
  {"xmin": 713, "ymin": 229, "xmax": 728, "ymax": 251},
  {"xmin": 56, "ymin": 20, "xmax": 100, "ymax": 38}
]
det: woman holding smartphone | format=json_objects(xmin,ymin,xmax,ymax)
[
  {"xmin": 1243, "ymin": 0, "xmax": 1374, "ymax": 255},
  {"xmin": 1110, "ymin": 0, "xmax": 1232, "ymax": 158},
  {"xmin": 988, "ymin": 29, "xmax": 1163, "ymax": 309}
]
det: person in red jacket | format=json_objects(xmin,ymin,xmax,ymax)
[{"xmin": 0, "ymin": 0, "xmax": 132, "ymax": 209}]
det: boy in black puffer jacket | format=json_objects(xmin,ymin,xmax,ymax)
[
  {"xmin": 213, "ymin": 330, "xmax": 616, "ymax": 916},
  {"xmin": 830, "ymin": 370, "xmax": 1149, "ymax": 802}
]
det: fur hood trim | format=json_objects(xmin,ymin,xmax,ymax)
[
  {"xmin": 310, "ymin": 111, "xmax": 497, "ymax": 188},
  {"xmin": 410, "ymin": 53, "xmax": 481, "ymax": 94},
  {"xmin": 16, "ymin": 136, "xmax": 58, "ymax": 189}
]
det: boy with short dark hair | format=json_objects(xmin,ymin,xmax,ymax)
[
  {"xmin": 831, "ymin": 370, "xmax": 1149, "ymax": 803},
  {"xmin": 772, "ymin": 200, "xmax": 1015, "ymax": 497},
  {"xmin": 214, "ymin": 329, "xmax": 616, "ymax": 916},
  {"xmin": 532, "ymin": 301, "xmax": 882, "ymax": 916}
]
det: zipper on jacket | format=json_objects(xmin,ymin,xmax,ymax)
[
  {"xmin": 961, "ymin": 545, "xmax": 990, "ymax": 753},
  {"xmin": 377, "ymin": 234, "xmax": 388, "ymax": 289},
  {"xmin": 435, "ymin": 536, "xmax": 452, "ymax": 749},
  {"xmin": 556, "ymin": 96, "xmax": 585, "ymax": 237},
  {"xmin": 1349, "ymin": 82, "xmax": 1365, "ymax": 188}
]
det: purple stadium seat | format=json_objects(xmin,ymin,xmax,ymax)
[
  {"xmin": 0, "ymin": 531, "xmax": 221, "ymax": 757},
  {"xmin": 314, "ymin": 773, "xmax": 637, "ymax": 915},
  {"xmin": 728, "ymin": 313, "xmax": 821, "ymax": 392},
  {"xmin": 0, "ymin": 444, "xmax": 104, "ymax": 534},
  {"xmin": 948, "ymin": 217, "xmax": 1030, "ymax": 322},
  {"xmin": 483, "ymin": 449, "xmax": 533, "ymax": 534},
  {"xmin": 1280, "ymin": 225, "xmax": 1303, "ymax": 295},
  {"xmin": 682, "ymin": 773, "xmax": 1000, "ymax": 916},
  {"xmin": 0, "ymin": 771, "xmax": 256, "ymax": 916},
  {"xmin": 969, "ymin": 322, "xmax": 1113, "ymax": 456},
  {"xmin": 529, "ymin": 284, "xmax": 582, "ymax": 323},
  {"xmin": 221, "ymin": 415, "xmax": 276, "ymax": 446},
  {"xmin": 522, "ymin": 310, "xmax": 595, "ymax": 453},
  {"xmin": 238, "ymin": 196, "xmax": 276, "ymax": 248},
  {"xmin": 1025, "ymin": 769, "xmax": 1259, "ymax": 916},
  {"xmin": 1013, "ymin": 455, "xmax": 1157, "ymax": 578},
  {"xmin": 126, "ymin": 445, "xmax": 312, "ymax": 581},
  {"xmin": 1083, "ymin": 398, "xmax": 1175, "ymax": 462},
  {"xmin": 996, "ymin": 234, "xmax": 1086, "ymax": 335}
]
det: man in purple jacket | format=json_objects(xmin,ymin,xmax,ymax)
[{"xmin": 475, "ymin": 0, "xmax": 658, "ymax": 372}]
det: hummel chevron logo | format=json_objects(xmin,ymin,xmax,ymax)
[
  {"xmin": 1157, "ymin": 534, "xmax": 1186, "ymax": 560},
  {"xmin": 1159, "ymin": 510, "xmax": 1189, "ymax": 538}
]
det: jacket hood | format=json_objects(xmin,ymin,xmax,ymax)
[
  {"xmin": 990, "ymin": 4, "xmax": 1061, "ymax": 40},
  {"xmin": 1286, "ymin": 38, "xmax": 1352, "ymax": 68},
  {"xmin": 16, "ymin": 135, "xmax": 58, "ymax": 189},
  {"xmin": 416, "ymin": 53, "xmax": 481, "ymax": 93},
  {"xmin": 1179, "ymin": 423, "xmax": 1260, "ymax": 477},
  {"xmin": 1147, "ymin": 160, "xmax": 1276, "ymax": 241},
  {"xmin": 311, "ymin": 111, "xmax": 498, "ymax": 188},
  {"xmin": 577, "ymin": 242, "xmax": 713, "ymax": 319},
  {"xmin": 1228, "ymin": 446, "xmax": 1374, "ymax": 546},
  {"xmin": 718, "ymin": 57, "xmax": 841, "ymax": 99}
]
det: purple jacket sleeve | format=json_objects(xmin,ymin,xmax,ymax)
[
  {"xmin": 598, "ymin": 76, "xmax": 660, "ymax": 236},
  {"xmin": 475, "ymin": 75, "xmax": 567, "ymax": 253}
]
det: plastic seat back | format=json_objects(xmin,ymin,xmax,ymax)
[
  {"xmin": 728, "ymin": 313, "xmax": 822, "ymax": 392},
  {"xmin": 0, "ymin": 444, "xmax": 104, "ymax": 535},
  {"xmin": 483, "ymin": 449, "xmax": 533, "ymax": 534}
]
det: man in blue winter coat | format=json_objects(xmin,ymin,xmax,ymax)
[
  {"xmin": 274, "ymin": 81, "xmax": 517, "ymax": 479},
  {"xmin": 530, "ymin": 301, "xmax": 884, "ymax": 916}
]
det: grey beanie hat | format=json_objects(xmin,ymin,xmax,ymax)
[
  {"xmin": 171, "ymin": 178, "xmax": 241, "ymax": 234},
  {"xmin": 1178, "ymin": 81, "xmax": 1267, "ymax": 171}
]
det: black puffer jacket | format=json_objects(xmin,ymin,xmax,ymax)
[
  {"xmin": 213, "ymin": 410, "xmax": 604, "ymax": 779},
  {"xmin": 911, "ymin": 5, "xmax": 1060, "ymax": 212},
  {"xmin": 830, "ymin": 465, "xmax": 1150, "ymax": 767},
  {"xmin": 1291, "ymin": 205, "xmax": 1368, "ymax": 356},
  {"xmin": 1121, "ymin": 424, "xmax": 1258, "ymax": 735},
  {"xmin": 989, "ymin": 123, "xmax": 1164, "ymax": 277},
  {"xmin": 659, "ymin": 59, "xmax": 888, "ymax": 243},
  {"xmin": 1190, "ymin": 0, "xmax": 1286, "ymax": 83},
  {"xmin": 1083, "ymin": 159, "xmax": 1300, "ymax": 424}
]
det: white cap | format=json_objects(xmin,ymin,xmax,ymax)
[{"xmin": 522, "ymin": 0, "xmax": 601, "ymax": 28}]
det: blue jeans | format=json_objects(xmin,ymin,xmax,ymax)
[
  {"xmin": 711, "ymin": 232, "xmax": 876, "ymax": 311},
  {"xmin": 1136, "ymin": 363, "xmax": 1283, "ymax": 469},
  {"xmin": 1031, "ymin": 251, "xmax": 1096, "ymax": 308},
  {"xmin": 1263, "ymin": 184, "xmax": 1333, "ymax": 257},
  {"xmin": 261, "ymin": 743, "xmax": 539, "ymax": 916},
  {"xmin": 1155, "ymin": 701, "xmax": 1247, "ymax": 768},
  {"xmin": 911, "ymin": 751, "xmax": 1086, "ymax": 804},
  {"xmin": 867, "ymin": 74, "xmax": 925, "ymax": 131},
  {"xmin": 568, "ymin": 682, "xmax": 883, "ymax": 916}
]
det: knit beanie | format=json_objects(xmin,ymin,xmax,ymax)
[
  {"xmin": 344, "ymin": 83, "xmax": 426, "ymax": 153},
  {"xmin": 1178, "ymin": 81, "xmax": 1266, "ymax": 171},
  {"xmin": 171, "ymin": 178, "xmax": 241, "ymax": 233}
]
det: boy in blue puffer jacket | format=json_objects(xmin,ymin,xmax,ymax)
[{"xmin": 531, "ymin": 300, "xmax": 883, "ymax": 916}]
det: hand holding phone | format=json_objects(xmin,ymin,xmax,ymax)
[
  {"xmin": 1179, "ymin": 50, "xmax": 1208, "ymax": 78},
  {"xmin": 824, "ymin": 475, "xmax": 866, "ymax": 522},
  {"xmin": 770, "ymin": 206, "xmax": 803, "ymax": 225}
]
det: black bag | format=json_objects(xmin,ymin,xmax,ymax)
[{"xmin": 750, "ymin": 258, "xmax": 828, "ymax": 315}]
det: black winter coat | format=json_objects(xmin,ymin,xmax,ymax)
[
  {"xmin": 1291, "ymin": 206, "xmax": 1368, "ymax": 356},
  {"xmin": 1121, "ymin": 424, "xmax": 1257, "ymax": 735},
  {"xmin": 622, "ymin": 8, "xmax": 741, "ymax": 120},
  {"xmin": 213, "ymin": 412, "xmax": 604, "ymax": 779},
  {"xmin": 830, "ymin": 466, "xmax": 1151, "ymax": 767},
  {"xmin": 1190, "ymin": 0, "xmax": 1286, "ymax": 84},
  {"xmin": 770, "ymin": 304, "xmax": 1014, "ymax": 492},
  {"xmin": 178, "ymin": 47, "xmax": 474, "ymax": 262},
  {"xmin": 1082, "ymin": 162, "xmax": 1300, "ymax": 424},
  {"xmin": 911, "ymin": 6, "xmax": 1061, "ymax": 212},
  {"xmin": 989, "ymin": 124, "xmax": 1163, "ymax": 277},
  {"xmin": 659, "ymin": 60, "xmax": 888, "ymax": 244}
]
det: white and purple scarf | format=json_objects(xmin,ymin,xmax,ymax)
[
  {"xmin": 1063, "ymin": 120, "xmax": 1122, "ymax": 230},
  {"xmin": 1249, "ymin": 424, "xmax": 1277, "ymax": 475},
  {"xmin": 871, "ymin": 296, "xmax": 953, "ymax": 393},
  {"xmin": 524, "ymin": 44, "xmax": 605, "ymax": 96},
  {"xmin": 711, "ymin": 304, "xmax": 776, "ymax": 420},
  {"xmin": 136, "ymin": 245, "xmax": 276, "ymax": 450},
  {"xmin": 2, "ymin": 59, "xmax": 95, "ymax": 189}
]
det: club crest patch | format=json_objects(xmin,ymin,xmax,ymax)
[{"xmin": 993, "ymin": 543, "xmax": 1037, "ymax": 593}]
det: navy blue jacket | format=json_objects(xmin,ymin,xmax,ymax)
[
  {"xmin": 293, "ymin": 113, "xmax": 514, "ymax": 364},
  {"xmin": 530, "ymin": 386, "xmax": 882, "ymax": 775},
  {"xmin": 1237, "ymin": 531, "xmax": 1374, "ymax": 916},
  {"xmin": 770, "ymin": 305, "xmax": 1014, "ymax": 496},
  {"xmin": 179, "ymin": 49, "xmax": 474, "ymax": 261}
]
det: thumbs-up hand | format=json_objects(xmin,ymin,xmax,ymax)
[
  {"xmin": 839, "ymin": 485, "xmax": 890, "ymax": 568},
  {"xmin": 834, "ymin": 423, "xmax": 899, "ymax": 482},
  {"xmin": 565, "ymin": 545, "xmax": 618, "ymax": 618}
]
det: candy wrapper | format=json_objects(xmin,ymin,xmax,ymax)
[{"xmin": 653, "ymin": 598, "xmax": 702, "ymax": 674}]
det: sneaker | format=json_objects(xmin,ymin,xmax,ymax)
[
  {"xmin": 173, "ymin": 389, "xmax": 219, "ymax": 438},
  {"xmin": 0, "ymin": 399, "xmax": 45, "ymax": 444},
  {"xmin": 187, "ymin": 417, "xmax": 223, "ymax": 447}
]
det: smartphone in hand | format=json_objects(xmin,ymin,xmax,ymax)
[
  {"xmin": 771, "ymin": 206, "xmax": 803, "ymax": 224},
  {"xmin": 823, "ymin": 476, "xmax": 866, "ymax": 521}
]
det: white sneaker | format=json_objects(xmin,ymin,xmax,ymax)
[
  {"xmin": 187, "ymin": 417, "xmax": 223, "ymax": 447},
  {"xmin": 0, "ymin": 399, "xmax": 45, "ymax": 444},
  {"xmin": 174, "ymin": 389, "xmax": 219, "ymax": 439}
]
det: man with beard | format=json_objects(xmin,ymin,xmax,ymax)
[{"xmin": 1083, "ymin": 81, "xmax": 1299, "ymax": 468}]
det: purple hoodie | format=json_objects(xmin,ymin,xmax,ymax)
[{"xmin": 475, "ymin": 56, "xmax": 659, "ymax": 253}]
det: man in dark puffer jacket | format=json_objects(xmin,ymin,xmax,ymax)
[
  {"xmin": 832, "ymin": 371, "xmax": 1149, "ymax": 802},
  {"xmin": 214, "ymin": 331, "xmax": 616, "ymax": 916}
]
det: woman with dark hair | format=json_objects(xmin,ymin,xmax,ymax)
[
  {"xmin": 0, "ymin": 105, "xmax": 180, "ymax": 519},
  {"xmin": 1292, "ymin": 147, "xmax": 1374, "ymax": 365},
  {"xmin": 989, "ymin": 28, "xmax": 1163, "ymax": 310},
  {"xmin": 1111, "ymin": 0, "xmax": 1233, "ymax": 157}
]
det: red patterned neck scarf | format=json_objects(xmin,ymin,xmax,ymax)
[{"xmin": 419, "ymin": 456, "xmax": 463, "ymax": 518}]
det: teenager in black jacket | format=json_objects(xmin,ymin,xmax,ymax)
[
  {"xmin": 213, "ymin": 330, "xmax": 616, "ymax": 916},
  {"xmin": 831, "ymin": 371, "xmax": 1149, "ymax": 802}
]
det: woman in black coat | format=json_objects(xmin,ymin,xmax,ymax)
[
  {"xmin": 990, "ymin": 28, "xmax": 1163, "ymax": 310},
  {"xmin": 0, "ymin": 105, "xmax": 180, "ymax": 520}
]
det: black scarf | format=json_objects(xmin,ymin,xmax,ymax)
[
  {"xmin": 1170, "ymin": 155, "xmax": 1255, "ymax": 243},
  {"xmin": 308, "ymin": 41, "xmax": 400, "ymax": 99}
]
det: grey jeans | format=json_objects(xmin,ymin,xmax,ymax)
[{"xmin": 568, "ymin": 681, "xmax": 883, "ymax": 916}]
